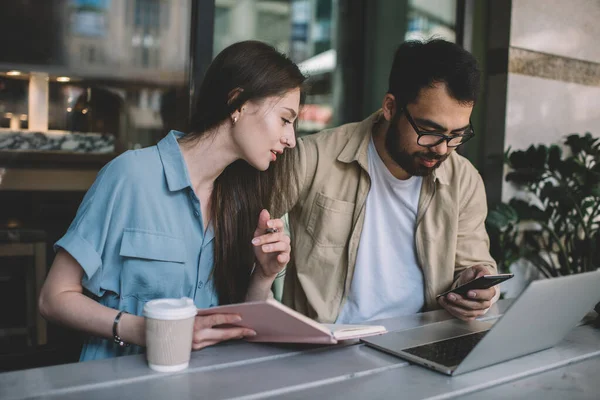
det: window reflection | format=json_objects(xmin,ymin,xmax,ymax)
[
  {"xmin": 406, "ymin": 0, "xmax": 457, "ymax": 42},
  {"xmin": 214, "ymin": 0, "xmax": 335, "ymax": 135},
  {"xmin": 0, "ymin": 0, "xmax": 191, "ymax": 153}
]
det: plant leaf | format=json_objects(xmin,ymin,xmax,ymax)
[
  {"xmin": 548, "ymin": 145, "xmax": 562, "ymax": 171},
  {"xmin": 508, "ymin": 199, "xmax": 546, "ymax": 222}
]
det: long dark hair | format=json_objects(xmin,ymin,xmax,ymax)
[{"xmin": 183, "ymin": 41, "xmax": 305, "ymax": 305}]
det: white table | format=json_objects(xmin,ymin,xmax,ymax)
[{"xmin": 2, "ymin": 300, "xmax": 599, "ymax": 400}]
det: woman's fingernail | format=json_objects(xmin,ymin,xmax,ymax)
[
  {"xmin": 267, "ymin": 220, "xmax": 274, "ymax": 228},
  {"xmin": 252, "ymin": 238, "xmax": 259, "ymax": 245},
  {"xmin": 247, "ymin": 331, "xmax": 257, "ymax": 336},
  {"xmin": 468, "ymin": 291, "xmax": 477, "ymax": 298},
  {"xmin": 234, "ymin": 316, "xmax": 242, "ymax": 322},
  {"xmin": 448, "ymin": 294, "xmax": 456, "ymax": 301}
]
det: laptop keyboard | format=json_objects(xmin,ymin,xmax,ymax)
[{"xmin": 402, "ymin": 331, "xmax": 488, "ymax": 367}]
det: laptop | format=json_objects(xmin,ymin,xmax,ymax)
[{"xmin": 361, "ymin": 270, "xmax": 600, "ymax": 376}]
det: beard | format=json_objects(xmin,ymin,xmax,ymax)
[{"xmin": 384, "ymin": 119, "xmax": 448, "ymax": 177}]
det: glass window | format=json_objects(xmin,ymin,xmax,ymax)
[
  {"xmin": 213, "ymin": 0, "xmax": 458, "ymax": 136},
  {"xmin": 0, "ymin": 0, "xmax": 192, "ymax": 369},
  {"xmin": 213, "ymin": 0, "xmax": 336, "ymax": 135},
  {"xmin": 406, "ymin": 0, "xmax": 457, "ymax": 42},
  {"xmin": 0, "ymin": 0, "xmax": 191, "ymax": 154}
]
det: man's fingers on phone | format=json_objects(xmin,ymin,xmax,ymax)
[
  {"xmin": 466, "ymin": 287, "xmax": 495, "ymax": 301},
  {"xmin": 446, "ymin": 304, "xmax": 483, "ymax": 321},
  {"xmin": 472, "ymin": 264, "xmax": 494, "ymax": 277},
  {"xmin": 446, "ymin": 294, "xmax": 491, "ymax": 310},
  {"xmin": 439, "ymin": 296, "xmax": 486, "ymax": 320},
  {"xmin": 439, "ymin": 301, "xmax": 470, "ymax": 321},
  {"xmin": 474, "ymin": 270, "xmax": 487, "ymax": 279}
]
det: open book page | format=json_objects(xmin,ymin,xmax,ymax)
[{"xmin": 322, "ymin": 324, "xmax": 387, "ymax": 341}]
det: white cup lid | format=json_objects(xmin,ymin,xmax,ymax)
[{"xmin": 143, "ymin": 297, "xmax": 197, "ymax": 320}]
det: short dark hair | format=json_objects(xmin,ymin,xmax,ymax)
[{"xmin": 388, "ymin": 39, "xmax": 480, "ymax": 106}]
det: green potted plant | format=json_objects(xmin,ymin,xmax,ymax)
[{"xmin": 486, "ymin": 133, "xmax": 600, "ymax": 307}]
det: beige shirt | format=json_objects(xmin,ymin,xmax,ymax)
[{"xmin": 280, "ymin": 111, "xmax": 497, "ymax": 323}]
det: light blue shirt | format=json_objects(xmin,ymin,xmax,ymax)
[{"xmin": 56, "ymin": 131, "xmax": 218, "ymax": 361}]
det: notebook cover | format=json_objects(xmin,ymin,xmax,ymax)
[{"xmin": 196, "ymin": 299, "xmax": 386, "ymax": 344}]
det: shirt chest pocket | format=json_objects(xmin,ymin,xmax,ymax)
[
  {"xmin": 307, "ymin": 192, "xmax": 355, "ymax": 248},
  {"xmin": 119, "ymin": 229, "xmax": 187, "ymax": 301}
]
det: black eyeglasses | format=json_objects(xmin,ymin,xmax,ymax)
[{"xmin": 403, "ymin": 106, "xmax": 475, "ymax": 148}]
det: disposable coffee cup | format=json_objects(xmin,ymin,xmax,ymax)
[{"xmin": 143, "ymin": 297, "xmax": 197, "ymax": 372}]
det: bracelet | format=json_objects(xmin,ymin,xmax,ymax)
[{"xmin": 113, "ymin": 310, "xmax": 130, "ymax": 347}]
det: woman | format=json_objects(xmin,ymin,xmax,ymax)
[{"xmin": 39, "ymin": 41, "xmax": 305, "ymax": 361}]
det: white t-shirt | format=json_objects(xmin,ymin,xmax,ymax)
[{"xmin": 336, "ymin": 138, "xmax": 425, "ymax": 324}]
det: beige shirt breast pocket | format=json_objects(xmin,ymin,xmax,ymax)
[{"xmin": 307, "ymin": 192, "xmax": 355, "ymax": 248}]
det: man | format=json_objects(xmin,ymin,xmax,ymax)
[{"xmin": 278, "ymin": 39, "xmax": 498, "ymax": 323}]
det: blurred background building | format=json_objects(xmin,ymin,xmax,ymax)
[{"xmin": 0, "ymin": 0, "xmax": 598, "ymax": 371}]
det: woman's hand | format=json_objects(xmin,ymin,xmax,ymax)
[
  {"xmin": 251, "ymin": 209, "xmax": 291, "ymax": 279},
  {"xmin": 192, "ymin": 313, "xmax": 256, "ymax": 350}
]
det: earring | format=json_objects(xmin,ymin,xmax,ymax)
[{"xmin": 232, "ymin": 116, "xmax": 238, "ymax": 124}]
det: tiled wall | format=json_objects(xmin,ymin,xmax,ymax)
[
  {"xmin": 502, "ymin": 0, "xmax": 600, "ymax": 201},
  {"xmin": 505, "ymin": 74, "xmax": 600, "ymax": 154},
  {"xmin": 510, "ymin": 0, "xmax": 600, "ymax": 63}
]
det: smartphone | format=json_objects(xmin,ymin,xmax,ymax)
[{"xmin": 436, "ymin": 273, "xmax": 514, "ymax": 298}]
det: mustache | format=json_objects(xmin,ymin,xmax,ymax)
[{"xmin": 416, "ymin": 152, "xmax": 446, "ymax": 161}]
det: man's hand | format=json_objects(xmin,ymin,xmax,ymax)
[{"xmin": 437, "ymin": 265, "xmax": 499, "ymax": 321}]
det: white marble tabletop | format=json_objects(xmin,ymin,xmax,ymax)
[{"xmin": 1, "ymin": 299, "xmax": 599, "ymax": 400}]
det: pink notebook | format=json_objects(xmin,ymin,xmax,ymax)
[{"xmin": 196, "ymin": 299, "xmax": 387, "ymax": 344}]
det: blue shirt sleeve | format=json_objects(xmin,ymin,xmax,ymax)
[{"xmin": 55, "ymin": 159, "xmax": 126, "ymax": 296}]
